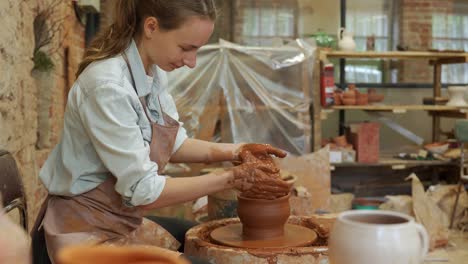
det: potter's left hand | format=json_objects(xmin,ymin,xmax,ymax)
[{"xmin": 235, "ymin": 143, "xmax": 287, "ymax": 164}]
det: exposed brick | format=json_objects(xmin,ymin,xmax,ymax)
[{"xmin": 399, "ymin": 0, "xmax": 455, "ymax": 83}]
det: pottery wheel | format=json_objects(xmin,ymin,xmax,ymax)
[{"xmin": 210, "ymin": 223, "xmax": 317, "ymax": 249}]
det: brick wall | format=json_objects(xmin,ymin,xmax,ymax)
[
  {"xmin": 0, "ymin": 0, "xmax": 85, "ymax": 229},
  {"xmin": 399, "ymin": 0, "xmax": 455, "ymax": 83},
  {"xmin": 0, "ymin": 0, "xmax": 41, "ymax": 229}
]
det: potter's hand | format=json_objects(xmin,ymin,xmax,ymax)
[
  {"xmin": 234, "ymin": 143, "xmax": 287, "ymax": 170},
  {"xmin": 230, "ymin": 162, "xmax": 291, "ymax": 195},
  {"xmin": 236, "ymin": 143, "xmax": 287, "ymax": 161},
  {"xmin": 238, "ymin": 169, "xmax": 292, "ymax": 199},
  {"xmin": 230, "ymin": 159, "xmax": 275, "ymax": 191}
]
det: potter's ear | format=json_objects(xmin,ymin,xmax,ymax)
[{"xmin": 143, "ymin": 16, "xmax": 159, "ymax": 38}]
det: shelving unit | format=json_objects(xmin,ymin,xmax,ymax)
[
  {"xmin": 312, "ymin": 50, "xmax": 468, "ymax": 168},
  {"xmin": 331, "ymin": 156, "xmax": 456, "ymax": 170}
]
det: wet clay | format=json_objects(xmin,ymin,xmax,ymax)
[
  {"xmin": 185, "ymin": 216, "xmax": 330, "ymax": 261},
  {"xmin": 236, "ymin": 144, "xmax": 291, "ymax": 200},
  {"xmin": 237, "ymin": 194, "xmax": 290, "ymax": 240},
  {"xmin": 210, "ymin": 223, "xmax": 317, "ymax": 249}
]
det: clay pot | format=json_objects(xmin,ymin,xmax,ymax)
[
  {"xmin": 57, "ymin": 245, "xmax": 189, "ymax": 264},
  {"xmin": 368, "ymin": 93, "xmax": 384, "ymax": 103},
  {"xmin": 342, "ymin": 97, "xmax": 356, "ymax": 105},
  {"xmin": 342, "ymin": 90, "xmax": 356, "ymax": 99},
  {"xmin": 333, "ymin": 93, "xmax": 342, "ymax": 105},
  {"xmin": 333, "ymin": 135, "xmax": 348, "ymax": 147},
  {"xmin": 329, "ymin": 210, "xmax": 429, "ymax": 264},
  {"xmin": 356, "ymin": 93, "xmax": 368, "ymax": 105},
  {"xmin": 237, "ymin": 194, "xmax": 290, "ymax": 240}
]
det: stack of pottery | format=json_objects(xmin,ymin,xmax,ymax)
[
  {"xmin": 342, "ymin": 85, "xmax": 357, "ymax": 105},
  {"xmin": 333, "ymin": 86, "xmax": 384, "ymax": 106}
]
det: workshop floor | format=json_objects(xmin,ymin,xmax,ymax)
[{"xmin": 426, "ymin": 230, "xmax": 468, "ymax": 263}]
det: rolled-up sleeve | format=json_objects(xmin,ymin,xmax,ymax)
[{"xmin": 79, "ymin": 82, "xmax": 165, "ymax": 206}]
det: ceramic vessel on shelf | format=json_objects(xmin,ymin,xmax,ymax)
[
  {"xmin": 368, "ymin": 93, "xmax": 384, "ymax": 103},
  {"xmin": 342, "ymin": 97, "xmax": 356, "ymax": 105},
  {"xmin": 333, "ymin": 92, "xmax": 342, "ymax": 105},
  {"xmin": 329, "ymin": 210, "xmax": 429, "ymax": 264},
  {"xmin": 446, "ymin": 86, "xmax": 468, "ymax": 107},
  {"xmin": 356, "ymin": 93, "xmax": 369, "ymax": 105},
  {"xmin": 237, "ymin": 194, "xmax": 290, "ymax": 240},
  {"xmin": 333, "ymin": 135, "xmax": 348, "ymax": 147},
  {"xmin": 367, "ymin": 88, "xmax": 385, "ymax": 103},
  {"xmin": 337, "ymin": 28, "xmax": 356, "ymax": 51},
  {"xmin": 424, "ymin": 142, "xmax": 449, "ymax": 155}
]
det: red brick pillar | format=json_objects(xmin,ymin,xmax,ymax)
[{"xmin": 399, "ymin": 0, "xmax": 454, "ymax": 83}]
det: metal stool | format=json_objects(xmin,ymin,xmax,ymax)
[{"xmin": 450, "ymin": 120, "xmax": 468, "ymax": 229}]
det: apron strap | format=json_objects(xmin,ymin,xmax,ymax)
[
  {"xmin": 30, "ymin": 195, "xmax": 50, "ymax": 236},
  {"xmin": 121, "ymin": 52, "xmax": 164, "ymax": 124}
]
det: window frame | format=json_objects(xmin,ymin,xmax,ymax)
[
  {"xmin": 340, "ymin": 0, "xmax": 468, "ymax": 89},
  {"xmin": 237, "ymin": 0, "xmax": 299, "ymax": 46}
]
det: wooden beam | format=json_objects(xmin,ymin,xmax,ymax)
[{"xmin": 322, "ymin": 51, "xmax": 468, "ymax": 61}]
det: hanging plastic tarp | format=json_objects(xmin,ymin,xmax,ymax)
[{"xmin": 167, "ymin": 39, "xmax": 316, "ymax": 155}]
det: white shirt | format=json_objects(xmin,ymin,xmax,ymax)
[{"xmin": 39, "ymin": 40, "xmax": 188, "ymax": 206}]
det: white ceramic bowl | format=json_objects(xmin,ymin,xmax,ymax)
[{"xmin": 424, "ymin": 143, "xmax": 449, "ymax": 154}]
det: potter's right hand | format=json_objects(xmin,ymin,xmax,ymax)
[{"xmin": 230, "ymin": 163, "xmax": 291, "ymax": 196}]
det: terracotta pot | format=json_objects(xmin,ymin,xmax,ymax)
[
  {"xmin": 342, "ymin": 90, "xmax": 356, "ymax": 99},
  {"xmin": 367, "ymin": 88, "xmax": 377, "ymax": 94},
  {"xmin": 57, "ymin": 245, "xmax": 189, "ymax": 264},
  {"xmin": 329, "ymin": 210, "xmax": 429, "ymax": 264},
  {"xmin": 356, "ymin": 93, "xmax": 368, "ymax": 105},
  {"xmin": 333, "ymin": 135, "xmax": 348, "ymax": 147},
  {"xmin": 237, "ymin": 194, "xmax": 290, "ymax": 240},
  {"xmin": 333, "ymin": 93, "xmax": 342, "ymax": 105},
  {"xmin": 368, "ymin": 93, "xmax": 384, "ymax": 103},
  {"xmin": 342, "ymin": 97, "xmax": 356, "ymax": 105}
]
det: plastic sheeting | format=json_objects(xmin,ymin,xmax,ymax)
[{"xmin": 167, "ymin": 39, "xmax": 316, "ymax": 155}]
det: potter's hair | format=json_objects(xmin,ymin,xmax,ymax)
[{"xmin": 76, "ymin": 0, "xmax": 217, "ymax": 77}]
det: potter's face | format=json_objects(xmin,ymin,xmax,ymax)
[{"xmin": 142, "ymin": 16, "xmax": 214, "ymax": 72}]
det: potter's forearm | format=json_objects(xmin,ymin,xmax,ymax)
[
  {"xmin": 170, "ymin": 138, "xmax": 241, "ymax": 163},
  {"xmin": 138, "ymin": 170, "xmax": 234, "ymax": 210}
]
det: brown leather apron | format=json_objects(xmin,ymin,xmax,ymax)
[{"xmin": 36, "ymin": 54, "xmax": 182, "ymax": 263}]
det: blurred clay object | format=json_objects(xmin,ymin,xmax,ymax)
[
  {"xmin": 356, "ymin": 93, "xmax": 368, "ymax": 105},
  {"xmin": 367, "ymin": 88, "xmax": 384, "ymax": 103},
  {"xmin": 333, "ymin": 92, "xmax": 342, "ymax": 105},
  {"xmin": 333, "ymin": 135, "xmax": 348, "ymax": 147}
]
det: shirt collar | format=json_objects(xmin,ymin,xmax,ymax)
[{"xmin": 124, "ymin": 39, "xmax": 164, "ymax": 97}]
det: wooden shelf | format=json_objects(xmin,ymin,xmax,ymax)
[
  {"xmin": 328, "ymin": 104, "xmax": 468, "ymax": 113},
  {"xmin": 332, "ymin": 156, "xmax": 455, "ymax": 170},
  {"xmin": 321, "ymin": 51, "xmax": 468, "ymax": 62},
  {"xmin": 313, "ymin": 49, "xmax": 468, "ymax": 151}
]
